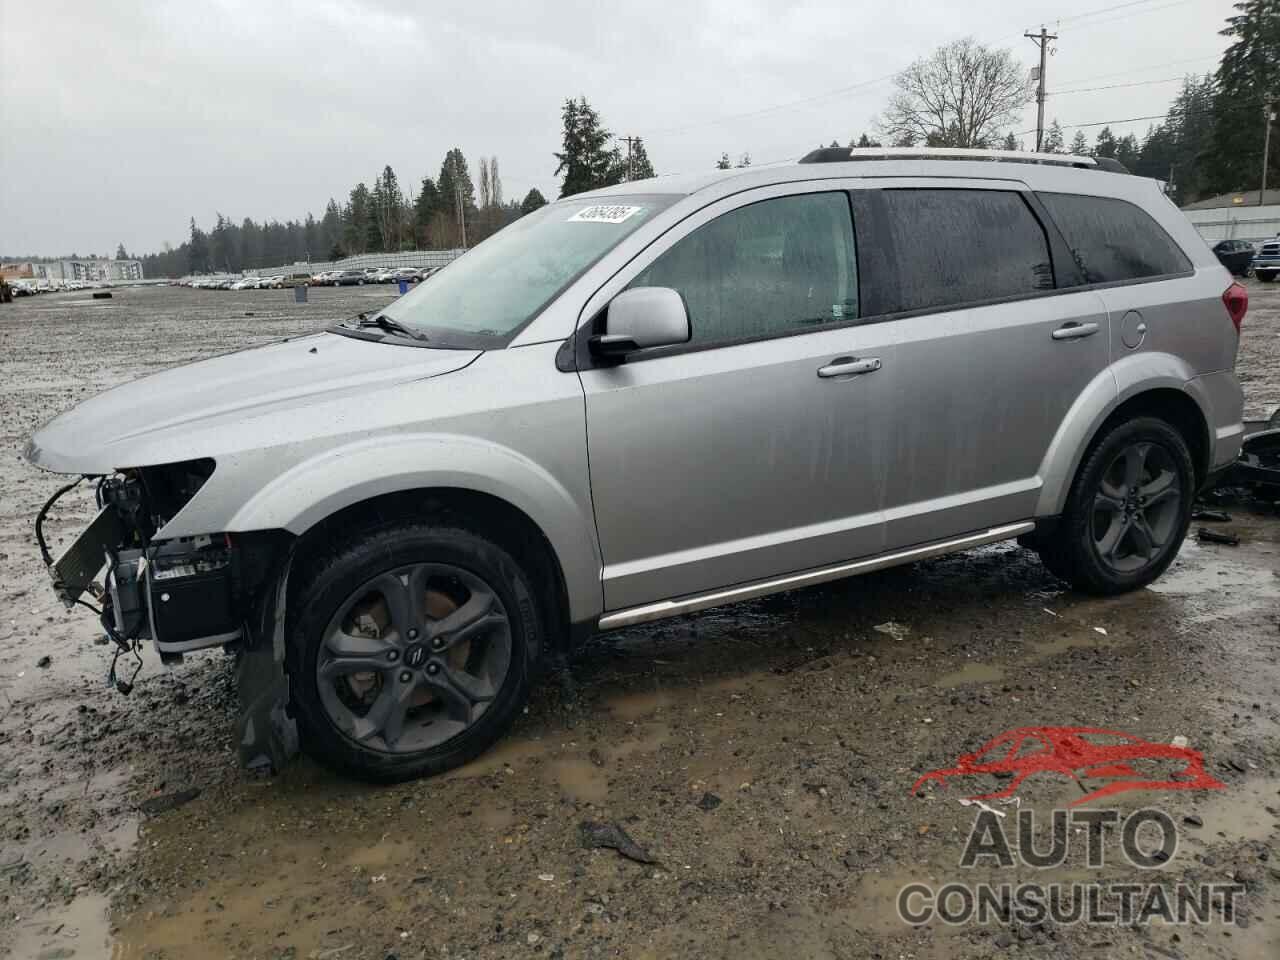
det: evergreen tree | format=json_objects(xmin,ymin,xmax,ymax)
[
  {"xmin": 115, "ymin": 242, "xmax": 128, "ymax": 260},
  {"xmin": 321, "ymin": 199, "xmax": 343, "ymax": 256},
  {"xmin": 1069, "ymin": 130, "xmax": 1090, "ymax": 156},
  {"xmin": 1094, "ymin": 126, "xmax": 1118, "ymax": 158},
  {"xmin": 1207, "ymin": 0, "xmax": 1279, "ymax": 193},
  {"xmin": 345, "ymin": 183, "xmax": 371, "ymax": 254},
  {"xmin": 187, "ymin": 217, "xmax": 209, "ymax": 274},
  {"xmin": 1114, "ymin": 134, "xmax": 1140, "ymax": 171},
  {"xmin": 735, "ymin": 153, "xmax": 752, "ymax": 168},
  {"xmin": 437, "ymin": 148, "xmax": 477, "ymax": 246},
  {"xmin": 414, "ymin": 176, "xmax": 441, "ymax": 247},
  {"xmin": 628, "ymin": 137, "xmax": 655, "ymax": 179},
  {"xmin": 715, "ymin": 152, "xmax": 732, "ymax": 170},
  {"xmin": 852, "ymin": 133, "xmax": 882, "ymax": 148},
  {"xmin": 1002, "ymin": 131, "xmax": 1018, "ymax": 151},
  {"xmin": 1041, "ymin": 119, "xmax": 1065, "ymax": 153},
  {"xmin": 303, "ymin": 213, "xmax": 321, "ymax": 262},
  {"xmin": 554, "ymin": 96, "xmax": 620, "ymax": 197},
  {"xmin": 520, "ymin": 188, "xmax": 548, "ymax": 215}
]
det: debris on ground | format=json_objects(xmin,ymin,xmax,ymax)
[
  {"xmin": 1191, "ymin": 507, "xmax": 1232, "ymax": 522},
  {"xmin": 1196, "ymin": 527, "xmax": 1240, "ymax": 546},
  {"xmin": 36, "ymin": 655, "xmax": 51, "ymax": 668},
  {"xmin": 696, "ymin": 791, "xmax": 722, "ymax": 811},
  {"xmin": 872, "ymin": 621, "xmax": 909, "ymax": 640},
  {"xmin": 579, "ymin": 821, "xmax": 658, "ymax": 864},
  {"xmin": 138, "ymin": 787, "xmax": 201, "ymax": 815}
]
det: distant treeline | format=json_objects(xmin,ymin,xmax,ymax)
[{"xmin": 127, "ymin": 148, "xmax": 549, "ymax": 278}]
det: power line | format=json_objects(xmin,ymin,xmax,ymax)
[
  {"xmin": 1015, "ymin": 96, "xmax": 1271, "ymax": 138},
  {"xmin": 1055, "ymin": 0, "xmax": 1197, "ymax": 32},
  {"xmin": 1051, "ymin": 76, "xmax": 1185, "ymax": 95},
  {"xmin": 1053, "ymin": 54, "xmax": 1218, "ymax": 86},
  {"xmin": 641, "ymin": 0, "xmax": 1191, "ymax": 138}
]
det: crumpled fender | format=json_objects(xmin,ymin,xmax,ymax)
[{"xmin": 1034, "ymin": 351, "xmax": 1212, "ymax": 517}]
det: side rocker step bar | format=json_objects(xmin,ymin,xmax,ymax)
[{"xmin": 598, "ymin": 521, "xmax": 1036, "ymax": 630}]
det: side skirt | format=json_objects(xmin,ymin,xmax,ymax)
[{"xmin": 597, "ymin": 521, "xmax": 1035, "ymax": 631}]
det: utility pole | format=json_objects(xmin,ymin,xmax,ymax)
[
  {"xmin": 621, "ymin": 136, "xmax": 639, "ymax": 181},
  {"xmin": 455, "ymin": 180, "xmax": 467, "ymax": 249},
  {"xmin": 1025, "ymin": 27, "xmax": 1057, "ymax": 153},
  {"xmin": 1262, "ymin": 97, "xmax": 1275, "ymax": 207}
]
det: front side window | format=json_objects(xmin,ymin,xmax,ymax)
[
  {"xmin": 628, "ymin": 192, "xmax": 858, "ymax": 348},
  {"xmin": 374, "ymin": 194, "xmax": 676, "ymax": 347},
  {"xmin": 850, "ymin": 188, "xmax": 1054, "ymax": 317},
  {"xmin": 1037, "ymin": 192, "xmax": 1191, "ymax": 284}
]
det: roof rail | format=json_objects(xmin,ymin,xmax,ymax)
[{"xmin": 798, "ymin": 146, "xmax": 1105, "ymax": 170}]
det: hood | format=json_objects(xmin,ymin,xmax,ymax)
[{"xmin": 27, "ymin": 332, "xmax": 480, "ymax": 474}]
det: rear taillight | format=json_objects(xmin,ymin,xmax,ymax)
[{"xmin": 1223, "ymin": 282, "xmax": 1247, "ymax": 334}]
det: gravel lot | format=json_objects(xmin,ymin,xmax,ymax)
[{"xmin": 1, "ymin": 281, "xmax": 1278, "ymax": 960}]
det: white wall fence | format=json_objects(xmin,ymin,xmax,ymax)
[
  {"xmin": 1183, "ymin": 206, "xmax": 1280, "ymax": 244},
  {"xmin": 243, "ymin": 248, "xmax": 466, "ymax": 277}
]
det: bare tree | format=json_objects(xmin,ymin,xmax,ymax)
[
  {"xmin": 478, "ymin": 157, "xmax": 493, "ymax": 209},
  {"xmin": 488, "ymin": 156, "xmax": 502, "ymax": 207},
  {"xmin": 878, "ymin": 38, "xmax": 1031, "ymax": 148}
]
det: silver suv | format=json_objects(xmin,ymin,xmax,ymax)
[{"xmin": 28, "ymin": 147, "xmax": 1248, "ymax": 781}]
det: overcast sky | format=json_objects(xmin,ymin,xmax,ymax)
[{"xmin": 0, "ymin": 0, "xmax": 1235, "ymax": 257}]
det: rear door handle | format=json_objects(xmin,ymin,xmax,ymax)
[
  {"xmin": 1051, "ymin": 321, "xmax": 1100, "ymax": 341},
  {"xmin": 817, "ymin": 356, "xmax": 881, "ymax": 378}
]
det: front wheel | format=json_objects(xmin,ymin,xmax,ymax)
[
  {"xmin": 1257, "ymin": 272, "xmax": 1276, "ymax": 283},
  {"xmin": 1037, "ymin": 417, "xmax": 1194, "ymax": 594},
  {"xmin": 288, "ymin": 521, "xmax": 542, "ymax": 782}
]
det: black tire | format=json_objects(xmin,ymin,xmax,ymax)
[
  {"xmin": 1257, "ymin": 272, "xmax": 1276, "ymax": 283},
  {"xmin": 1037, "ymin": 417, "xmax": 1194, "ymax": 595},
  {"xmin": 287, "ymin": 520, "xmax": 543, "ymax": 782}
]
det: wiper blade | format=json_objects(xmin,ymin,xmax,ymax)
[{"xmin": 352, "ymin": 314, "xmax": 429, "ymax": 342}]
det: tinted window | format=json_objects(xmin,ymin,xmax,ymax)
[
  {"xmin": 849, "ymin": 189, "xmax": 1054, "ymax": 316},
  {"xmin": 629, "ymin": 192, "xmax": 857, "ymax": 347},
  {"xmin": 1037, "ymin": 192, "xmax": 1191, "ymax": 284}
]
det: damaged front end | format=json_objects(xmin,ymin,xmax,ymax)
[{"xmin": 36, "ymin": 458, "xmax": 297, "ymax": 772}]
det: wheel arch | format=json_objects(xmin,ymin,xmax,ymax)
[
  {"xmin": 290, "ymin": 487, "xmax": 575, "ymax": 654},
  {"xmin": 1035, "ymin": 353, "xmax": 1212, "ymax": 517},
  {"xmin": 226, "ymin": 433, "xmax": 602, "ymax": 629}
]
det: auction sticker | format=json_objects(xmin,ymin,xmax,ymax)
[{"xmin": 568, "ymin": 204, "xmax": 643, "ymax": 224}]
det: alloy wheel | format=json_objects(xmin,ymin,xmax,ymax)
[
  {"xmin": 316, "ymin": 563, "xmax": 512, "ymax": 753},
  {"xmin": 1089, "ymin": 441, "xmax": 1182, "ymax": 575}
]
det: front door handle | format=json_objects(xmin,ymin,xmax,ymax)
[
  {"xmin": 817, "ymin": 356, "xmax": 881, "ymax": 378},
  {"xmin": 1051, "ymin": 321, "xmax": 1100, "ymax": 341}
]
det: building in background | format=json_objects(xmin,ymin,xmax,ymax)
[
  {"xmin": 1181, "ymin": 190, "xmax": 1280, "ymax": 245},
  {"xmin": 0, "ymin": 258, "xmax": 144, "ymax": 282}
]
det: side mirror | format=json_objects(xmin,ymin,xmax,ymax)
[{"xmin": 589, "ymin": 287, "xmax": 690, "ymax": 360}]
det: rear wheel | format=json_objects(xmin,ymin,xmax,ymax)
[
  {"xmin": 288, "ymin": 521, "xmax": 542, "ymax": 782},
  {"xmin": 1037, "ymin": 417, "xmax": 1194, "ymax": 594},
  {"xmin": 1257, "ymin": 271, "xmax": 1276, "ymax": 283}
]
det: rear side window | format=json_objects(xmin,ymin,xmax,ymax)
[
  {"xmin": 849, "ymin": 189, "xmax": 1054, "ymax": 317},
  {"xmin": 1037, "ymin": 192, "xmax": 1191, "ymax": 284},
  {"xmin": 629, "ymin": 192, "xmax": 857, "ymax": 347}
]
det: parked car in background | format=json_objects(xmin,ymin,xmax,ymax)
[
  {"xmin": 334, "ymin": 269, "xmax": 366, "ymax": 286},
  {"xmin": 230, "ymin": 277, "xmax": 256, "ymax": 290},
  {"xmin": 1254, "ymin": 236, "xmax": 1280, "ymax": 282},
  {"xmin": 25, "ymin": 148, "xmax": 1247, "ymax": 783},
  {"xmin": 375, "ymin": 268, "xmax": 396, "ymax": 283},
  {"xmin": 391, "ymin": 267, "xmax": 421, "ymax": 283},
  {"xmin": 286, "ymin": 272, "xmax": 313, "ymax": 286},
  {"xmin": 1211, "ymin": 239, "xmax": 1255, "ymax": 277}
]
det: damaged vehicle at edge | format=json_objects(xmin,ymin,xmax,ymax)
[{"xmin": 26, "ymin": 149, "xmax": 1247, "ymax": 782}]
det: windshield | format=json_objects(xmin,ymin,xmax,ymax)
[{"xmin": 378, "ymin": 194, "xmax": 677, "ymax": 346}]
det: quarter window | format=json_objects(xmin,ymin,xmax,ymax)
[
  {"xmin": 1037, "ymin": 192, "xmax": 1191, "ymax": 284},
  {"xmin": 628, "ymin": 192, "xmax": 858, "ymax": 347},
  {"xmin": 849, "ymin": 189, "xmax": 1055, "ymax": 317}
]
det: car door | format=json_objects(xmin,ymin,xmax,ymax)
[
  {"xmin": 847, "ymin": 182, "xmax": 1112, "ymax": 551},
  {"xmin": 577, "ymin": 186, "xmax": 895, "ymax": 613}
]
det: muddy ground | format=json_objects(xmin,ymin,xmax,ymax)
[{"xmin": 1, "ymin": 281, "xmax": 1278, "ymax": 960}]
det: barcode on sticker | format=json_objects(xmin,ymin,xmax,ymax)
[{"xmin": 568, "ymin": 205, "xmax": 642, "ymax": 224}]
